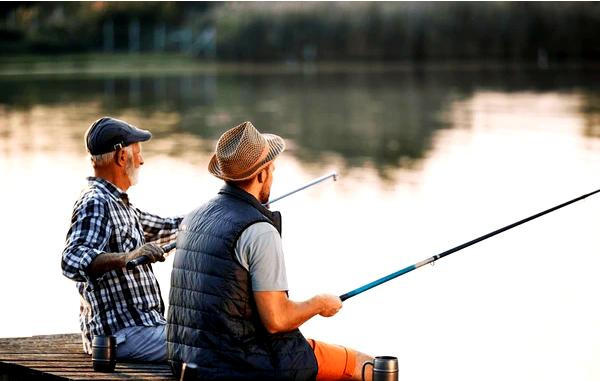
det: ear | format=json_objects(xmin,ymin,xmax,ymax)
[
  {"xmin": 257, "ymin": 168, "xmax": 268, "ymax": 183},
  {"xmin": 114, "ymin": 149, "xmax": 127, "ymax": 167}
]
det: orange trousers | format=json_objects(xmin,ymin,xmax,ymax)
[{"xmin": 307, "ymin": 339, "xmax": 357, "ymax": 381}]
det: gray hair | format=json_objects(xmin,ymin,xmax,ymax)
[{"xmin": 91, "ymin": 145, "xmax": 133, "ymax": 167}]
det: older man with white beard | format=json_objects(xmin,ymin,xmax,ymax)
[{"xmin": 62, "ymin": 117, "xmax": 182, "ymax": 362}]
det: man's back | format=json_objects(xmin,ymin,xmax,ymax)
[
  {"xmin": 168, "ymin": 121, "xmax": 372, "ymax": 380},
  {"xmin": 167, "ymin": 185, "xmax": 317, "ymax": 381}
]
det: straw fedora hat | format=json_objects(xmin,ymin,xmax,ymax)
[{"xmin": 208, "ymin": 121, "xmax": 285, "ymax": 181}]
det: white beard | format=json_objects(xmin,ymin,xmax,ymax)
[{"xmin": 125, "ymin": 156, "xmax": 139, "ymax": 186}]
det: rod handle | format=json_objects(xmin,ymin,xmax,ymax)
[
  {"xmin": 125, "ymin": 242, "xmax": 176, "ymax": 270},
  {"xmin": 339, "ymin": 293, "xmax": 351, "ymax": 302}
]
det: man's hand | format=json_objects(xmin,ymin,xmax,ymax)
[
  {"xmin": 88, "ymin": 243, "xmax": 164, "ymax": 279},
  {"xmin": 316, "ymin": 294, "xmax": 343, "ymax": 317},
  {"xmin": 126, "ymin": 243, "xmax": 165, "ymax": 264}
]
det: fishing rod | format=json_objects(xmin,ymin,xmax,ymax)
[
  {"xmin": 126, "ymin": 171, "xmax": 338, "ymax": 269},
  {"xmin": 339, "ymin": 187, "xmax": 600, "ymax": 301},
  {"xmin": 264, "ymin": 171, "xmax": 338, "ymax": 207},
  {"xmin": 126, "ymin": 242, "xmax": 176, "ymax": 270}
]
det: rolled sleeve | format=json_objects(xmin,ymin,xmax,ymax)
[{"xmin": 61, "ymin": 197, "xmax": 111, "ymax": 283}]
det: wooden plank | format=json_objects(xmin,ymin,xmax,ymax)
[
  {"xmin": 0, "ymin": 357, "xmax": 170, "ymax": 370},
  {"xmin": 0, "ymin": 348, "xmax": 83, "ymax": 355},
  {"xmin": 1, "ymin": 363, "xmax": 171, "ymax": 372},
  {"xmin": 48, "ymin": 372, "xmax": 173, "ymax": 381},
  {"xmin": 0, "ymin": 335, "xmax": 81, "ymax": 345},
  {"xmin": 0, "ymin": 354, "xmax": 90, "ymax": 360},
  {"xmin": 0, "ymin": 357, "xmax": 171, "ymax": 369},
  {"xmin": 0, "ymin": 334, "xmax": 82, "ymax": 354},
  {"xmin": 0, "ymin": 333, "xmax": 175, "ymax": 380}
]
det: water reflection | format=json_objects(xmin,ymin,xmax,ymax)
[{"xmin": 1, "ymin": 66, "xmax": 598, "ymax": 178}]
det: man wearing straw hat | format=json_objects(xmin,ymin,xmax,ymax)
[{"xmin": 167, "ymin": 121, "xmax": 373, "ymax": 380}]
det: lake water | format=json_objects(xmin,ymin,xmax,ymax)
[{"xmin": 1, "ymin": 63, "xmax": 599, "ymax": 381}]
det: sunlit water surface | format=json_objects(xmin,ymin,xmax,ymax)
[{"xmin": 1, "ymin": 66, "xmax": 599, "ymax": 381}]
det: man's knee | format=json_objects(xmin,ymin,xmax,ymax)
[{"xmin": 308, "ymin": 338, "xmax": 368, "ymax": 381}]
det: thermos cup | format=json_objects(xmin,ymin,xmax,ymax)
[
  {"xmin": 92, "ymin": 335, "xmax": 116, "ymax": 372},
  {"xmin": 362, "ymin": 356, "xmax": 398, "ymax": 381},
  {"xmin": 180, "ymin": 362, "xmax": 198, "ymax": 381}
]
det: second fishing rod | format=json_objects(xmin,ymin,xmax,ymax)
[{"xmin": 126, "ymin": 172, "xmax": 338, "ymax": 269}]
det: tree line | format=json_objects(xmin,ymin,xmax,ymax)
[{"xmin": 1, "ymin": 2, "xmax": 598, "ymax": 63}]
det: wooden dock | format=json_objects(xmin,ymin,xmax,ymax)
[{"xmin": 0, "ymin": 333, "xmax": 175, "ymax": 381}]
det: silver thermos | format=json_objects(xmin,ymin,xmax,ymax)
[{"xmin": 362, "ymin": 356, "xmax": 398, "ymax": 381}]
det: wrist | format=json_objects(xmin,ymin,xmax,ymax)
[
  {"xmin": 105, "ymin": 252, "xmax": 130, "ymax": 268},
  {"xmin": 314, "ymin": 295, "xmax": 326, "ymax": 314},
  {"xmin": 121, "ymin": 252, "xmax": 129, "ymax": 267}
]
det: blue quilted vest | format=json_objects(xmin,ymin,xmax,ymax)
[{"xmin": 167, "ymin": 184, "xmax": 317, "ymax": 381}]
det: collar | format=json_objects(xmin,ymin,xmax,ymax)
[
  {"xmin": 219, "ymin": 184, "xmax": 282, "ymax": 234},
  {"xmin": 86, "ymin": 176, "xmax": 130, "ymax": 205}
]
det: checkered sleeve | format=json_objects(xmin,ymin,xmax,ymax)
[
  {"xmin": 61, "ymin": 197, "xmax": 111, "ymax": 283},
  {"xmin": 136, "ymin": 208, "xmax": 183, "ymax": 246}
]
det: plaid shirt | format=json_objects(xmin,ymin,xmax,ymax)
[{"xmin": 62, "ymin": 177, "xmax": 182, "ymax": 352}]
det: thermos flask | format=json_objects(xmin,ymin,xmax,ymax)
[
  {"xmin": 362, "ymin": 356, "xmax": 398, "ymax": 381},
  {"xmin": 92, "ymin": 335, "xmax": 116, "ymax": 372}
]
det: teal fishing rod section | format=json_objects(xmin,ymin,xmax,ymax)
[{"xmin": 339, "ymin": 187, "xmax": 600, "ymax": 302}]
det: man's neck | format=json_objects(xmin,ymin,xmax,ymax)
[
  {"xmin": 227, "ymin": 180, "xmax": 266, "ymax": 202},
  {"xmin": 94, "ymin": 167, "xmax": 130, "ymax": 192},
  {"xmin": 226, "ymin": 183, "xmax": 253, "ymax": 199}
]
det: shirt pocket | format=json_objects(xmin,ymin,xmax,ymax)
[{"xmin": 114, "ymin": 223, "xmax": 142, "ymax": 252}]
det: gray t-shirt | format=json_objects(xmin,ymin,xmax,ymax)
[{"xmin": 235, "ymin": 222, "xmax": 288, "ymax": 291}]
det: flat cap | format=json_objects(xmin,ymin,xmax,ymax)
[{"xmin": 85, "ymin": 117, "xmax": 151, "ymax": 155}]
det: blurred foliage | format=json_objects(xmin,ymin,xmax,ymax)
[
  {"xmin": 213, "ymin": 2, "xmax": 600, "ymax": 62},
  {"xmin": 0, "ymin": 2, "xmax": 214, "ymax": 53},
  {"xmin": 1, "ymin": 2, "xmax": 599, "ymax": 62}
]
